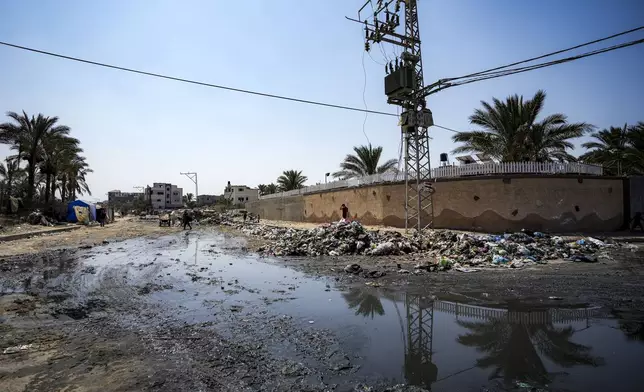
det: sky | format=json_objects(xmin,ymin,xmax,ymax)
[{"xmin": 0, "ymin": 0, "xmax": 643, "ymax": 201}]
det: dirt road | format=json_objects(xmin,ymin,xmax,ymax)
[
  {"xmin": 1, "ymin": 227, "xmax": 644, "ymax": 391},
  {"xmin": 0, "ymin": 217, "xmax": 180, "ymax": 257}
]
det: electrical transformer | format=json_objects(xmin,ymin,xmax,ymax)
[{"xmin": 384, "ymin": 66, "xmax": 415, "ymax": 100}]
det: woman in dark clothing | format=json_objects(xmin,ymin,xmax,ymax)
[{"xmin": 340, "ymin": 204, "xmax": 349, "ymax": 222}]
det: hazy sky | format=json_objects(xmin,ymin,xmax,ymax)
[{"xmin": 1, "ymin": 0, "xmax": 643, "ymax": 201}]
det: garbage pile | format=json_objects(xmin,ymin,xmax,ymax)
[
  {"xmin": 246, "ymin": 221, "xmax": 415, "ymax": 257},
  {"xmin": 26, "ymin": 210, "xmax": 56, "ymax": 227},
  {"xmin": 415, "ymin": 230, "xmax": 610, "ymax": 270},
  {"xmin": 239, "ymin": 220, "xmax": 612, "ymax": 268}
]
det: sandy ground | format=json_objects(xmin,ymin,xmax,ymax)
[{"xmin": 0, "ymin": 217, "xmax": 181, "ymax": 257}]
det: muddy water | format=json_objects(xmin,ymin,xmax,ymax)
[{"xmin": 4, "ymin": 231, "xmax": 644, "ymax": 391}]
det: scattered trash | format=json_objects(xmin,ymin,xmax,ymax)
[
  {"xmin": 548, "ymin": 296, "xmax": 563, "ymax": 300},
  {"xmin": 203, "ymin": 214, "xmax": 614, "ymax": 270},
  {"xmin": 3, "ymin": 344, "xmax": 33, "ymax": 354},
  {"xmin": 454, "ymin": 267, "xmax": 479, "ymax": 273}
]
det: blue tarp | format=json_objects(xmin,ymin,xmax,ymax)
[{"xmin": 66, "ymin": 200, "xmax": 96, "ymax": 223}]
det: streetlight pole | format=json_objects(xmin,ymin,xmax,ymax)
[{"xmin": 180, "ymin": 172, "xmax": 198, "ymax": 200}]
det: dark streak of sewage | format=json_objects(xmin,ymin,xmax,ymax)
[{"xmin": 3, "ymin": 231, "xmax": 644, "ymax": 391}]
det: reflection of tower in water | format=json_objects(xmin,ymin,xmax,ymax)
[{"xmin": 404, "ymin": 294, "xmax": 437, "ymax": 389}]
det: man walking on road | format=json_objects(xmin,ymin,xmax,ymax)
[{"xmin": 182, "ymin": 210, "xmax": 192, "ymax": 230}]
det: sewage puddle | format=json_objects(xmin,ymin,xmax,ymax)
[{"xmin": 3, "ymin": 232, "xmax": 644, "ymax": 391}]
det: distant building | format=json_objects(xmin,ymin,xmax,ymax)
[
  {"xmin": 197, "ymin": 194, "xmax": 224, "ymax": 206},
  {"xmin": 107, "ymin": 190, "xmax": 144, "ymax": 205},
  {"xmin": 224, "ymin": 181, "xmax": 259, "ymax": 205},
  {"xmin": 146, "ymin": 183, "xmax": 183, "ymax": 210}
]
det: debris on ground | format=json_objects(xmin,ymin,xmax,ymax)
[
  {"xmin": 202, "ymin": 213, "xmax": 615, "ymax": 270},
  {"xmin": 26, "ymin": 210, "xmax": 56, "ymax": 226}
]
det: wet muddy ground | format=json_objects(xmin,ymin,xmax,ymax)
[{"xmin": 1, "ymin": 229, "xmax": 644, "ymax": 391}]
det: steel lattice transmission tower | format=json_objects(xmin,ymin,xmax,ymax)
[
  {"xmin": 404, "ymin": 294, "xmax": 437, "ymax": 388},
  {"xmin": 351, "ymin": 0, "xmax": 435, "ymax": 232}
]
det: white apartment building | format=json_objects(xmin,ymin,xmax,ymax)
[
  {"xmin": 224, "ymin": 182, "xmax": 259, "ymax": 205},
  {"xmin": 148, "ymin": 183, "xmax": 183, "ymax": 210}
]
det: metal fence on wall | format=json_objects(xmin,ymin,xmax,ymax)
[{"xmin": 259, "ymin": 162, "xmax": 604, "ymax": 200}]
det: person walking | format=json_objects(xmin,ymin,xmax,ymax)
[
  {"xmin": 98, "ymin": 209, "xmax": 106, "ymax": 227},
  {"xmin": 340, "ymin": 204, "xmax": 349, "ymax": 223},
  {"xmin": 182, "ymin": 210, "xmax": 192, "ymax": 230}
]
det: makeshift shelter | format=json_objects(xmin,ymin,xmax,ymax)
[{"xmin": 67, "ymin": 200, "xmax": 96, "ymax": 224}]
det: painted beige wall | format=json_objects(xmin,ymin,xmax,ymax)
[{"xmin": 247, "ymin": 176, "xmax": 624, "ymax": 232}]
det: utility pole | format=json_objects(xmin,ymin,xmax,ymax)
[
  {"xmin": 180, "ymin": 172, "xmax": 198, "ymax": 200},
  {"xmin": 350, "ymin": 0, "xmax": 434, "ymax": 232}
]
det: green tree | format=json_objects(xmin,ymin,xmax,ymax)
[
  {"xmin": 452, "ymin": 90, "xmax": 592, "ymax": 162},
  {"xmin": 60, "ymin": 155, "xmax": 92, "ymax": 201},
  {"xmin": 39, "ymin": 134, "xmax": 82, "ymax": 204},
  {"xmin": 342, "ymin": 288, "xmax": 385, "ymax": 319},
  {"xmin": 579, "ymin": 124, "xmax": 631, "ymax": 175},
  {"xmin": 266, "ymin": 183, "xmax": 278, "ymax": 194},
  {"xmin": 277, "ymin": 170, "xmax": 307, "ymax": 191},
  {"xmin": 332, "ymin": 144, "xmax": 398, "ymax": 179},
  {"xmin": 257, "ymin": 184, "xmax": 267, "ymax": 196},
  {"xmin": 0, "ymin": 111, "xmax": 72, "ymax": 205},
  {"xmin": 0, "ymin": 158, "xmax": 24, "ymax": 205}
]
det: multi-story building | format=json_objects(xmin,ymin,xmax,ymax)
[
  {"xmin": 146, "ymin": 183, "xmax": 183, "ymax": 210},
  {"xmin": 107, "ymin": 190, "xmax": 144, "ymax": 205},
  {"xmin": 196, "ymin": 194, "xmax": 224, "ymax": 206},
  {"xmin": 224, "ymin": 182, "xmax": 259, "ymax": 205}
]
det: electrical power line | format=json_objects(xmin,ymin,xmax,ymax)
[
  {"xmin": 0, "ymin": 40, "xmax": 397, "ymax": 118},
  {"xmin": 441, "ymin": 37, "xmax": 644, "ymax": 89},
  {"xmin": 1, "ymin": 24, "xmax": 642, "ymax": 126},
  {"xmin": 444, "ymin": 25, "xmax": 644, "ymax": 82},
  {"xmin": 361, "ymin": 51, "xmax": 372, "ymax": 144},
  {"xmin": 433, "ymin": 124, "xmax": 459, "ymax": 133}
]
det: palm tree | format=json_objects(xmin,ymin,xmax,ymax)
[
  {"xmin": 257, "ymin": 184, "xmax": 267, "ymax": 196},
  {"xmin": 266, "ymin": 183, "xmax": 278, "ymax": 194},
  {"xmin": 0, "ymin": 158, "xmax": 24, "ymax": 208},
  {"xmin": 342, "ymin": 288, "xmax": 385, "ymax": 319},
  {"xmin": 332, "ymin": 144, "xmax": 398, "ymax": 179},
  {"xmin": 39, "ymin": 134, "xmax": 81, "ymax": 203},
  {"xmin": 579, "ymin": 124, "xmax": 631, "ymax": 176},
  {"xmin": 60, "ymin": 155, "xmax": 92, "ymax": 201},
  {"xmin": 0, "ymin": 111, "xmax": 72, "ymax": 204},
  {"xmin": 277, "ymin": 170, "xmax": 307, "ymax": 191},
  {"xmin": 457, "ymin": 308, "xmax": 603, "ymax": 388},
  {"xmin": 452, "ymin": 90, "xmax": 592, "ymax": 162}
]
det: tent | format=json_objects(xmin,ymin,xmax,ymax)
[{"xmin": 67, "ymin": 200, "xmax": 96, "ymax": 224}]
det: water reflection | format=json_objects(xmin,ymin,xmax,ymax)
[
  {"xmin": 342, "ymin": 288, "xmax": 385, "ymax": 319},
  {"xmin": 457, "ymin": 307, "xmax": 604, "ymax": 388},
  {"xmin": 613, "ymin": 309, "xmax": 644, "ymax": 342},
  {"xmin": 342, "ymin": 290, "xmax": 610, "ymax": 390}
]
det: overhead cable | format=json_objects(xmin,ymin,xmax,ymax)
[
  {"xmin": 0, "ymin": 40, "xmax": 397, "ymax": 118},
  {"xmin": 443, "ymin": 25, "xmax": 644, "ymax": 82}
]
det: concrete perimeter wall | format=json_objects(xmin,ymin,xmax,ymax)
[{"xmin": 246, "ymin": 176, "xmax": 624, "ymax": 233}]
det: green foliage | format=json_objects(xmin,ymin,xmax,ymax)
[
  {"xmin": 0, "ymin": 111, "xmax": 91, "ymax": 210},
  {"xmin": 332, "ymin": 144, "xmax": 398, "ymax": 180},
  {"xmin": 452, "ymin": 90, "xmax": 593, "ymax": 162},
  {"xmin": 277, "ymin": 170, "xmax": 307, "ymax": 191},
  {"xmin": 579, "ymin": 122, "xmax": 644, "ymax": 175},
  {"xmin": 258, "ymin": 183, "xmax": 279, "ymax": 196}
]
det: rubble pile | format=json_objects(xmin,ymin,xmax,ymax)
[
  {"xmin": 239, "ymin": 220, "xmax": 611, "ymax": 268},
  {"xmin": 415, "ymin": 230, "xmax": 609, "ymax": 270},
  {"xmin": 26, "ymin": 210, "xmax": 56, "ymax": 227},
  {"xmin": 246, "ymin": 221, "xmax": 412, "ymax": 257}
]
